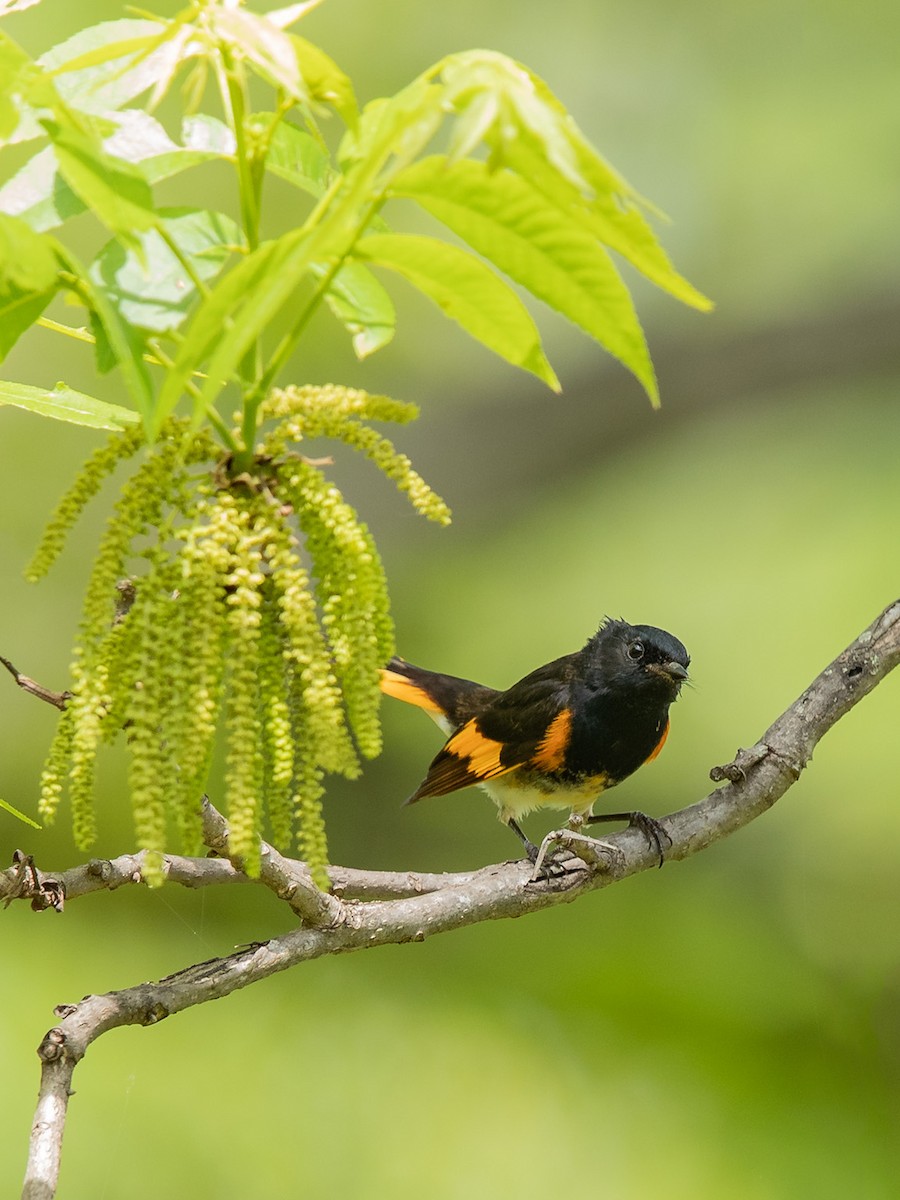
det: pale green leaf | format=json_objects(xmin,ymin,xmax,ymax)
[
  {"xmin": 390, "ymin": 156, "xmax": 658, "ymax": 402},
  {"xmin": 57, "ymin": 246, "xmax": 154, "ymax": 426},
  {"xmin": 209, "ymin": 8, "xmax": 305, "ymax": 101},
  {"xmin": 39, "ymin": 19, "xmax": 179, "ymax": 113},
  {"xmin": 0, "ymin": 213, "xmax": 59, "ymax": 358},
  {"xmin": 0, "ymin": 796, "xmax": 41, "ymax": 829},
  {"xmin": 354, "ymin": 232, "xmax": 559, "ymax": 390},
  {"xmin": 153, "ymin": 232, "xmax": 305, "ymax": 433},
  {"xmin": 0, "ymin": 378, "xmax": 138, "ymax": 430},
  {"xmin": 289, "ymin": 35, "xmax": 358, "ymax": 128},
  {"xmin": 260, "ymin": 116, "xmax": 331, "ymax": 197},
  {"xmin": 313, "ymin": 260, "xmax": 395, "ymax": 357},
  {"xmin": 0, "ymin": 146, "xmax": 81, "ymax": 232},
  {"xmin": 43, "ymin": 117, "xmax": 158, "ymax": 239},
  {"xmin": 89, "ymin": 208, "xmax": 243, "ymax": 334},
  {"xmin": 497, "ymin": 130, "xmax": 712, "ymax": 313}
]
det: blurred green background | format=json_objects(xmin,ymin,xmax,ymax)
[{"xmin": 3, "ymin": 1, "xmax": 900, "ymax": 1196}]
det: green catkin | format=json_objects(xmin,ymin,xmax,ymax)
[
  {"xmin": 282, "ymin": 462, "xmax": 391, "ymax": 758},
  {"xmin": 261, "ymin": 384, "xmax": 451, "ymax": 526},
  {"xmin": 25, "ymin": 425, "xmax": 145, "ymax": 583},
  {"xmin": 172, "ymin": 529, "xmax": 229, "ymax": 851},
  {"xmin": 265, "ymin": 511, "xmax": 358, "ymax": 778},
  {"xmin": 38, "ymin": 705, "xmax": 76, "ymax": 825},
  {"xmin": 219, "ymin": 494, "xmax": 266, "ymax": 874},
  {"xmin": 258, "ymin": 598, "xmax": 295, "ymax": 848}
]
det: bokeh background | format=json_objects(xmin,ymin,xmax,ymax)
[{"xmin": 3, "ymin": 1, "xmax": 900, "ymax": 1196}]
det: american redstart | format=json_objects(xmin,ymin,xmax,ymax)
[{"xmin": 380, "ymin": 619, "xmax": 690, "ymax": 865}]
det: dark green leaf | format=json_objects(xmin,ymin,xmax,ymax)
[
  {"xmin": 0, "ymin": 213, "xmax": 59, "ymax": 358},
  {"xmin": 0, "ymin": 377, "xmax": 138, "ymax": 430},
  {"xmin": 354, "ymin": 232, "xmax": 559, "ymax": 389}
]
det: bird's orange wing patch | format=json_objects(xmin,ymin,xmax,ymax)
[
  {"xmin": 530, "ymin": 707, "xmax": 573, "ymax": 771},
  {"xmin": 380, "ymin": 668, "xmax": 444, "ymax": 714},
  {"xmin": 445, "ymin": 719, "xmax": 511, "ymax": 779},
  {"xmin": 644, "ymin": 718, "xmax": 670, "ymax": 763}
]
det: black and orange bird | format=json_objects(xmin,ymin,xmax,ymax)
[{"xmin": 380, "ymin": 619, "xmax": 690, "ymax": 865}]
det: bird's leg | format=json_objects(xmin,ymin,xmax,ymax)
[
  {"xmin": 585, "ymin": 810, "xmax": 672, "ymax": 867},
  {"xmin": 506, "ymin": 816, "xmax": 540, "ymax": 864}
]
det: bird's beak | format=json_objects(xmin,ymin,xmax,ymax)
[{"xmin": 648, "ymin": 661, "xmax": 689, "ymax": 683}]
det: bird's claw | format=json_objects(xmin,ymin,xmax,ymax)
[
  {"xmin": 628, "ymin": 812, "xmax": 673, "ymax": 867},
  {"xmin": 528, "ymin": 829, "xmax": 620, "ymax": 882}
]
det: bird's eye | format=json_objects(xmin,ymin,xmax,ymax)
[{"xmin": 627, "ymin": 641, "xmax": 645, "ymax": 661}]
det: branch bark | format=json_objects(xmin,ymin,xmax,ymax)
[{"xmin": 17, "ymin": 599, "xmax": 900, "ymax": 1200}]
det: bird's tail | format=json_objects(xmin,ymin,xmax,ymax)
[{"xmin": 380, "ymin": 656, "xmax": 493, "ymax": 729}]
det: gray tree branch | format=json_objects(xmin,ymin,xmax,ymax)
[{"xmin": 17, "ymin": 598, "xmax": 900, "ymax": 1200}]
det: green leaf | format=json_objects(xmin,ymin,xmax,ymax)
[
  {"xmin": 0, "ymin": 28, "xmax": 33, "ymax": 141},
  {"xmin": 390, "ymin": 156, "xmax": 658, "ymax": 402},
  {"xmin": 43, "ymin": 118, "xmax": 158, "ymax": 241},
  {"xmin": 0, "ymin": 112, "xmax": 231, "ymax": 233},
  {"xmin": 138, "ymin": 114, "xmax": 235, "ymax": 184},
  {"xmin": 0, "ymin": 378, "xmax": 138, "ymax": 430},
  {"xmin": 260, "ymin": 116, "xmax": 331, "ymax": 198},
  {"xmin": 208, "ymin": 8, "xmax": 305, "ymax": 101},
  {"xmin": 497, "ymin": 131, "xmax": 713, "ymax": 314},
  {"xmin": 0, "ymin": 796, "xmax": 41, "ymax": 829},
  {"xmin": 313, "ymin": 260, "xmax": 395, "ymax": 358},
  {"xmin": 0, "ymin": 145, "xmax": 83, "ymax": 232},
  {"xmin": 289, "ymin": 35, "xmax": 358, "ymax": 129},
  {"xmin": 152, "ymin": 232, "xmax": 306, "ymax": 433},
  {"xmin": 89, "ymin": 207, "xmax": 243, "ymax": 334},
  {"xmin": 39, "ymin": 19, "xmax": 175, "ymax": 114},
  {"xmin": 0, "ymin": 213, "xmax": 59, "ymax": 358},
  {"xmin": 57, "ymin": 247, "xmax": 154, "ymax": 426},
  {"xmin": 354, "ymin": 232, "xmax": 559, "ymax": 389}
]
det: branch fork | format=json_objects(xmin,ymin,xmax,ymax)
[{"xmin": 9, "ymin": 598, "xmax": 900, "ymax": 1200}]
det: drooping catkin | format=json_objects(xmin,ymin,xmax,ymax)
[{"xmin": 29, "ymin": 385, "xmax": 445, "ymax": 886}]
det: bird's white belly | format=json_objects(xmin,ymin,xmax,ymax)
[{"xmin": 480, "ymin": 772, "xmax": 611, "ymax": 822}]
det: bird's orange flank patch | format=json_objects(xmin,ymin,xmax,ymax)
[
  {"xmin": 379, "ymin": 669, "xmax": 444, "ymax": 714},
  {"xmin": 645, "ymin": 718, "xmax": 670, "ymax": 763},
  {"xmin": 531, "ymin": 707, "xmax": 573, "ymax": 771}
]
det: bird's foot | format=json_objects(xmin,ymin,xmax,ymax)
[
  {"xmin": 528, "ymin": 829, "xmax": 621, "ymax": 883},
  {"xmin": 585, "ymin": 809, "xmax": 672, "ymax": 867}
]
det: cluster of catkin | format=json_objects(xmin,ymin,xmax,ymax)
[{"xmin": 27, "ymin": 386, "xmax": 450, "ymax": 885}]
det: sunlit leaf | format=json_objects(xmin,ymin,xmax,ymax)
[
  {"xmin": 89, "ymin": 207, "xmax": 243, "ymax": 334},
  {"xmin": 354, "ymin": 232, "xmax": 559, "ymax": 390},
  {"xmin": 0, "ymin": 146, "xmax": 81, "ymax": 232},
  {"xmin": 209, "ymin": 8, "xmax": 305, "ymax": 101},
  {"xmin": 153, "ymin": 232, "xmax": 305, "ymax": 433},
  {"xmin": 313, "ymin": 260, "xmax": 395, "ymax": 357},
  {"xmin": 43, "ymin": 117, "xmax": 158, "ymax": 240},
  {"xmin": 0, "ymin": 28, "xmax": 32, "ymax": 140},
  {"xmin": 38, "ymin": 19, "xmax": 178, "ymax": 114},
  {"xmin": 497, "ymin": 129, "xmax": 712, "ymax": 313},
  {"xmin": 259, "ymin": 115, "xmax": 331, "ymax": 198},
  {"xmin": 289, "ymin": 35, "xmax": 358, "ymax": 129},
  {"xmin": 57, "ymin": 246, "xmax": 154, "ymax": 426},
  {"xmin": 0, "ymin": 377, "xmax": 138, "ymax": 430},
  {"xmin": 0, "ymin": 213, "xmax": 59, "ymax": 358},
  {"xmin": 391, "ymin": 156, "xmax": 658, "ymax": 402}
]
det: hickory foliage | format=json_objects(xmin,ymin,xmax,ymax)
[{"xmin": 0, "ymin": 0, "xmax": 709, "ymax": 877}]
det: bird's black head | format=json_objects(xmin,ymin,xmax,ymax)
[{"xmin": 583, "ymin": 619, "xmax": 690, "ymax": 703}]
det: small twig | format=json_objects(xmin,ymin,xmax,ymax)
[
  {"xmin": 0, "ymin": 656, "xmax": 69, "ymax": 710},
  {"xmin": 199, "ymin": 798, "xmax": 344, "ymax": 926}
]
